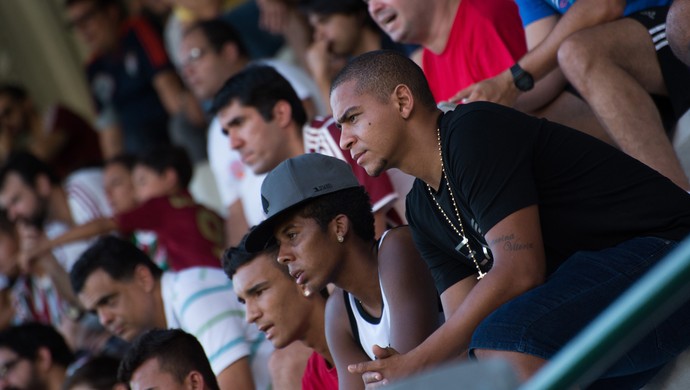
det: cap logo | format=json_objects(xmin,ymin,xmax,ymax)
[{"xmin": 313, "ymin": 183, "xmax": 333, "ymax": 192}]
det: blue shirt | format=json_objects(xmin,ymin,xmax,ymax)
[{"xmin": 516, "ymin": 0, "xmax": 671, "ymax": 26}]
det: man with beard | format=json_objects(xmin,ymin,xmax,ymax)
[
  {"xmin": 0, "ymin": 152, "xmax": 111, "ymax": 272},
  {"xmin": 0, "ymin": 322, "xmax": 75, "ymax": 390}
]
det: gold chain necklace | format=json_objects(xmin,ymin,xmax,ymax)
[{"xmin": 426, "ymin": 128, "xmax": 486, "ymax": 280}]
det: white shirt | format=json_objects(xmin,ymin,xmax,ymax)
[
  {"xmin": 45, "ymin": 168, "xmax": 112, "ymax": 271},
  {"xmin": 161, "ymin": 267, "xmax": 273, "ymax": 389}
]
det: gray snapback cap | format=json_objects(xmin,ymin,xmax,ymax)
[{"xmin": 244, "ymin": 153, "xmax": 361, "ymax": 251}]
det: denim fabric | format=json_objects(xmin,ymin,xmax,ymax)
[{"xmin": 469, "ymin": 237, "xmax": 690, "ymax": 386}]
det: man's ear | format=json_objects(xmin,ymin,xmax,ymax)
[
  {"xmin": 34, "ymin": 346, "xmax": 53, "ymax": 374},
  {"xmin": 332, "ymin": 214, "xmax": 351, "ymax": 240},
  {"xmin": 163, "ymin": 167, "xmax": 179, "ymax": 190},
  {"xmin": 393, "ymin": 84, "xmax": 414, "ymax": 119},
  {"xmin": 220, "ymin": 42, "xmax": 239, "ymax": 65},
  {"xmin": 34, "ymin": 174, "xmax": 52, "ymax": 197},
  {"xmin": 134, "ymin": 264, "xmax": 156, "ymax": 293},
  {"xmin": 185, "ymin": 371, "xmax": 206, "ymax": 390},
  {"xmin": 273, "ymin": 100, "xmax": 294, "ymax": 128}
]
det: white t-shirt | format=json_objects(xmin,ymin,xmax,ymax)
[
  {"xmin": 45, "ymin": 168, "xmax": 112, "ymax": 271},
  {"xmin": 161, "ymin": 267, "xmax": 273, "ymax": 390}
]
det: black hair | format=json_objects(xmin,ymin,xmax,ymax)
[
  {"xmin": 222, "ymin": 230, "xmax": 281, "ymax": 279},
  {"xmin": 210, "ymin": 65, "xmax": 307, "ymax": 128},
  {"xmin": 64, "ymin": 0, "xmax": 128, "ymax": 19},
  {"xmin": 284, "ymin": 186, "xmax": 374, "ymax": 242},
  {"xmin": 0, "ymin": 84, "xmax": 28, "ymax": 102},
  {"xmin": 0, "ymin": 151, "xmax": 60, "ymax": 189},
  {"xmin": 117, "ymin": 328, "xmax": 219, "ymax": 390},
  {"xmin": 184, "ymin": 19, "xmax": 249, "ymax": 58},
  {"xmin": 105, "ymin": 152, "xmax": 138, "ymax": 171},
  {"xmin": 300, "ymin": 0, "xmax": 378, "ymax": 30},
  {"xmin": 0, "ymin": 322, "xmax": 75, "ymax": 368},
  {"xmin": 136, "ymin": 145, "xmax": 193, "ymax": 189},
  {"xmin": 0, "ymin": 210, "xmax": 16, "ymax": 238},
  {"xmin": 70, "ymin": 235, "xmax": 163, "ymax": 294},
  {"xmin": 62, "ymin": 355, "xmax": 123, "ymax": 390},
  {"xmin": 331, "ymin": 50, "xmax": 437, "ymax": 110}
]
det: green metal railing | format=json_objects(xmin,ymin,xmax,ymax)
[{"xmin": 520, "ymin": 236, "xmax": 690, "ymax": 390}]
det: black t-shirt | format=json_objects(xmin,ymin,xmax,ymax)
[{"xmin": 406, "ymin": 102, "xmax": 690, "ymax": 293}]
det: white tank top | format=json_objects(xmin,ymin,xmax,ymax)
[{"xmin": 343, "ymin": 231, "xmax": 392, "ymax": 360}]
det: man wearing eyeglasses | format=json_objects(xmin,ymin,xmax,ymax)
[{"xmin": 0, "ymin": 322, "xmax": 75, "ymax": 390}]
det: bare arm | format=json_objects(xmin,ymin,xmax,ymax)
[
  {"xmin": 455, "ymin": 0, "xmax": 626, "ymax": 105},
  {"xmin": 153, "ymin": 70, "xmax": 206, "ymax": 127},
  {"xmin": 349, "ymin": 205, "xmax": 547, "ymax": 384},
  {"xmin": 27, "ymin": 218, "xmax": 117, "ymax": 261},
  {"xmin": 379, "ymin": 227, "xmax": 440, "ymax": 353},
  {"xmin": 98, "ymin": 125, "xmax": 124, "ymax": 160},
  {"xmin": 217, "ymin": 356, "xmax": 256, "ymax": 390},
  {"xmin": 325, "ymin": 289, "xmax": 370, "ymax": 390}
]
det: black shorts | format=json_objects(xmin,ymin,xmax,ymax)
[{"xmin": 629, "ymin": 6, "xmax": 690, "ymax": 125}]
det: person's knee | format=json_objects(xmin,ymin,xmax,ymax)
[
  {"xmin": 667, "ymin": 0, "xmax": 690, "ymax": 66},
  {"xmin": 473, "ymin": 349, "xmax": 547, "ymax": 381},
  {"xmin": 558, "ymin": 33, "xmax": 598, "ymax": 85}
]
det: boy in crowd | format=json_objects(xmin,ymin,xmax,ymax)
[
  {"xmin": 118, "ymin": 329, "xmax": 220, "ymax": 390},
  {"xmin": 25, "ymin": 145, "xmax": 224, "ymax": 271},
  {"xmin": 224, "ymin": 236, "xmax": 337, "ymax": 389}
]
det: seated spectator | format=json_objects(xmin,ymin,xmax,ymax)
[
  {"xmin": 27, "ymin": 146, "xmax": 224, "ymax": 271},
  {"xmin": 179, "ymin": 18, "xmax": 325, "ymax": 245},
  {"xmin": 330, "ymin": 50, "xmax": 690, "ymax": 388},
  {"xmin": 0, "ymin": 84, "xmax": 102, "ymax": 180},
  {"xmin": 102, "ymin": 154, "xmax": 168, "ymax": 269},
  {"xmin": 301, "ymin": 0, "xmax": 416, "ymax": 113},
  {"xmin": 212, "ymin": 65, "xmax": 411, "ymax": 239},
  {"xmin": 70, "ymin": 236, "xmax": 273, "ymax": 389},
  {"xmin": 0, "ymin": 152, "xmax": 111, "ymax": 271},
  {"xmin": 224, "ymin": 235, "xmax": 336, "ymax": 389},
  {"xmin": 366, "ymin": 0, "xmax": 609, "ymax": 143},
  {"xmin": 65, "ymin": 0, "xmax": 205, "ymax": 157},
  {"xmin": 454, "ymin": 0, "xmax": 690, "ymax": 190},
  {"xmin": 63, "ymin": 355, "xmax": 127, "ymax": 390},
  {"xmin": 244, "ymin": 154, "xmax": 441, "ymax": 389},
  {"xmin": 118, "ymin": 328, "xmax": 219, "ymax": 390},
  {"xmin": 0, "ymin": 322, "xmax": 75, "ymax": 390},
  {"xmin": 668, "ymin": 0, "xmax": 690, "ymax": 66}
]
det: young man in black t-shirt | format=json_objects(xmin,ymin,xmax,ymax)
[{"xmin": 330, "ymin": 50, "xmax": 690, "ymax": 388}]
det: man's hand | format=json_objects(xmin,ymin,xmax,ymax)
[
  {"xmin": 15, "ymin": 222, "xmax": 49, "ymax": 274},
  {"xmin": 348, "ymin": 345, "xmax": 420, "ymax": 389},
  {"xmin": 450, "ymin": 69, "xmax": 519, "ymax": 107}
]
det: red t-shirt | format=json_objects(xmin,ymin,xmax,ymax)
[
  {"xmin": 422, "ymin": 0, "xmax": 527, "ymax": 102},
  {"xmin": 115, "ymin": 191, "xmax": 224, "ymax": 270},
  {"xmin": 302, "ymin": 351, "xmax": 338, "ymax": 390}
]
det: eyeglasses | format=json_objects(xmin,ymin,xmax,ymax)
[
  {"xmin": 66, "ymin": 6, "xmax": 102, "ymax": 30},
  {"xmin": 0, "ymin": 358, "xmax": 22, "ymax": 379},
  {"xmin": 181, "ymin": 47, "xmax": 208, "ymax": 67}
]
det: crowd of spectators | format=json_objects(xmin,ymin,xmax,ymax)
[{"xmin": 0, "ymin": 0, "xmax": 689, "ymax": 389}]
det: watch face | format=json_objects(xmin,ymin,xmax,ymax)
[{"xmin": 517, "ymin": 74, "xmax": 534, "ymax": 91}]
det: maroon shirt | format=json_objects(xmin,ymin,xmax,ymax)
[{"xmin": 115, "ymin": 191, "xmax": 224, "ymax": 270}]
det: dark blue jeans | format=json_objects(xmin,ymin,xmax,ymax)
[{"xmin": 469, "ymin": 237, "xmax": 690, "ymax": 388}]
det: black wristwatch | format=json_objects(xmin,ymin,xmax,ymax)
[{"xmin": 510, "ymin": 63, "xmax": 534, "ymax": 92}]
